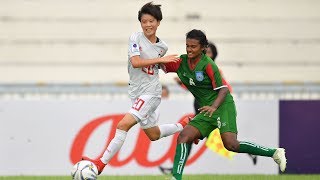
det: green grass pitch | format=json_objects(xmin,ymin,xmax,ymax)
[{"xmin": 0, "ymin": 175, "xmax": 319, "ymax": 180}]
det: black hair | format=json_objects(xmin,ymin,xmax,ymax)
[
  {"xmin": 138, "ymin": 2, "xmax": 163, "ymax": 22},
  {"xmin": 207, "ymin": 41, "xmax": 218, "ymax": 61},
  {"xmin": 186, "ymin": 29, "xmax": 209, "ymax": 53}
]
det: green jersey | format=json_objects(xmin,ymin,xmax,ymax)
[{"xmin": 163, "ymin": 53, "xmax": 233, "ymax": 107}]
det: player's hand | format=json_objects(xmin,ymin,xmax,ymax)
[
  {"xmin": 198, "ymin": 105, "xmax": 217, "ymax": 117},
  {"xmin": 160, "ymin": 54, "xmax": 180, "ymax": 64}
]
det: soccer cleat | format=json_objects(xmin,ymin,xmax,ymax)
[
  {"xmin": 179, "ymin": 116, "xmax": 192, "ymax": 128},
  {"xmin": 158, "ymin": 166, "xmax": 173, "ymax": 175},
  {"xmin": 82, "ymin": 156, "xmax": 106, "ymax": 175},
  {"xmin": 251, "ymin": 155, "xmax": 258, "ymax": 165},
  {"xmin": 272, "ymin": 148, "xmax": 287, "ymax": 172}
]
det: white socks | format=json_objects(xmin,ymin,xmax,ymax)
[
  {"xmin": 159, "ymin": 123, "xmax": 183, "ymax": 139},
  {"xmin": 100, "ymin": 129, "xmax": 127, "ymax": 164},
  {"xmin": 100, "ymin": 123, "xmax": 182, "ymax": 164}
]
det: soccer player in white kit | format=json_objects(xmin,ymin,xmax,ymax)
[{"xmin": 82, "ymin": 2, "xmax": 189, "ymax": 174}]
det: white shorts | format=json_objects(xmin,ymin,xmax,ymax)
[{"xmin": 129, "ymin": 95, "xmax": 161, "ymax": 129}]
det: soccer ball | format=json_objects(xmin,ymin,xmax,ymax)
[{"xmin": 71, "ymin": 160, "xmax": 98, "ymax": 180}]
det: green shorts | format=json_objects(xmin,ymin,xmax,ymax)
[{"xmin": 188, "ymin": 102, "xmax": 238, "ymax": 139}]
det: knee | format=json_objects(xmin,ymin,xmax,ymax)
[
  {"xmin": 147, "ymin": 134, "xmax": 160, "ymax": 141},
  {"xmin": 116, "ymin": 121, "xmax": 131, "ymax": 131},
  {"xmin": 223, "ymin": 140, "xmax": 239, "ymax": 152},
  {"xmin": 116, "ymin": 114, "xmax": 137, "ymax": 131},
  {"xmin": 177, "ymin": 131, "xmax": 192, "ymax": 144}
]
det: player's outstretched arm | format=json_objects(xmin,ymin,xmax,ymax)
[{"xmin": 131, "ymin": 54, "xmax": 179, "ymax": 68}]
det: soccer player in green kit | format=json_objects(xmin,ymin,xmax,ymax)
[{"xmin": 161, "ymin": 29, "xmax": 287, "ymax": 180}]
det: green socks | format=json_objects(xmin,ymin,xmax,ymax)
[
  {"xmin": 172, "ymin": 143, "xmax": 192, "ymax": 180},
  {"xmin": 239, "ymin": 141, "xmax": 276, "ymax": 157},
  {"xmin": 171, "ymin": 141, "xmax": 275, "ymax": 180}
]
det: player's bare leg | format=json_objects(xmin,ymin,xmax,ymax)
[
  {"xmin": 82, "ymin": 113, "xmax": 137, "ymax": 174},
  {"xmin": 220, "ymin": 132, "xmax": 240, "ymax": 152},
  {"xmin": 144, "ymin": 116, "xmax": 191, "ymax": 141},
  {"xmin": 158, "ymin": 117, "xmax": 197, "ymax": 175},
  {"xmin": 171, "ymin": 125, "xmax": 201, "ymax": 180},
  {"xmin": 220, "ymin": 132, "xmax": 286, "ymax": 172}
]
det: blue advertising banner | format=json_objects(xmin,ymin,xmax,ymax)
[{"xmin": 280, "ymin": 100, "xmax": 320, "ymax": 174}]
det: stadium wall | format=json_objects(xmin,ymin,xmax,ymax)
[{"xmin": 1, "ymin": 99, "xmax": 279, "ymax": 175}]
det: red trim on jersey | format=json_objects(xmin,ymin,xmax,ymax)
[
  {"xmin": 163, "ymin": 59, "xmax": 182, "ymax": 73},
  {"xmin": 206, "ymin": 64, "xmax": 217, "ymax": 89},
  {"xmin": 219, "ymin": 69, "xmax": 233, "ymax": 93}
]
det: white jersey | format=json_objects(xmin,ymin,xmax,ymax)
[{"xmin": 127, "ymin": 32, "xmax": 168, "ymax": 99}]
